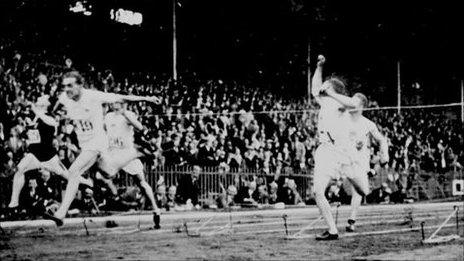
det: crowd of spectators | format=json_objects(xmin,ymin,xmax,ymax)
[{"xmin": 1, "ymin": 40, "xmax": 463, "ymax": 218}]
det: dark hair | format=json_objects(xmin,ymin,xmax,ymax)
[
  {"xmin": 325, "ymin": 77, "xmax": 347, "ymax": 95},
  {"xmin": 62, "ymin": 71, "xmax": 85, "ymax": 85}
]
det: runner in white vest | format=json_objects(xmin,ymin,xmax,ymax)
[
  {"xmin": 100, "ymin": 101, "xmax": 161, "ymax": 229},
  {"xmin": 49, "ymin": 71, "xmax": 160, "ymax": 226},
  {"xmin": 342, "ymin": 93, "xmax": 389, "ymax": 233}
]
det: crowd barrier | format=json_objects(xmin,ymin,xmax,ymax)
[
  {"xmin": 115, "ymin": 166, "xmax": 313, "ymax": 205},
  {"xmin": 115, "ymin": 165, "xmax": 463, "ymax": 206},
  {"xmin": 0, "ymin": 166, "xmax": 462, "ymax": 209},
  {"xmin": 364, "ymin": 167, "xmax": 463, "ymax": 201}
]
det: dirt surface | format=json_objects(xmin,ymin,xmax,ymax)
[
  {"xmin": 1, "ymin": 227, "xmax": 462, "ymax": 260},
  {"xmin": 359, "ymin": 244, "xmax": 463, "ymax": 261},
  {"xmin": 1, "ymin": 202, "xmax": 463, "ymax": 260}
]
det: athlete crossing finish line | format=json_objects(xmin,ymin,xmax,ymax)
[
  {"xmin": 46, "ymin": 71, "xmax": 161, "ymax": 228},
  {"xmin": 311, "ymin": 55, "xmax": 389, "ymax": 240},
  {"xmin": 342, "ymin": 93, "xmax": 389, "ymax": 233}
]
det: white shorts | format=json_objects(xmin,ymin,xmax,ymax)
[
  {"xmin": 18, "ymin": 154, "xmax": 66, "ymax": 176},
  {"xmin": 98, "ymin": 147, "xmax": 140, "ymax": 177},
  {"xmin": 79, "ymin": 135, "xmax": 109, "ymax": 154},
  {"xmin": 343, "ymin": 161, "xmax": 370, "ymax": 196},
  {"xmin": 342, "ymin": 149, "xmax": 369, "ymax": 176},
  {"xmin": 313, "ymin": 142, "xmax": 352, "ymax": 181}
]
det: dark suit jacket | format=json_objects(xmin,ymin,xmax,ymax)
[{"xmin": 176, "ymin": 175, "xmax": 200, "ymax": 205}]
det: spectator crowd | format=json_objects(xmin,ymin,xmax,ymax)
[{"xmin": 1, "ymin": 39, "xmax": 463, "ymax": 219}]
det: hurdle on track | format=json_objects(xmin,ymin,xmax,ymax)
[
  {"xmin": 186, "ymin": 214, "xmax": 233, "ymax": 237},
  {"xmin": 284, "ymin": 216, "xmax": 323, "ymax": 240},
  {"xmin": 422, "ymin": 206, "xmax": 462, "ymax": 244},
  {"xmin": 285, "ymin": 202, "xmax": 340, "ymax": 240}
]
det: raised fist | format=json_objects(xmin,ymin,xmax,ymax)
[{"xmin": 317, "ymin": 55, "xmax": 326, "ymax": 67}]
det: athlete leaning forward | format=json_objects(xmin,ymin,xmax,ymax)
[{"xmin": 44, "ymin": 71, "xmax": 161, "ymax": 228}]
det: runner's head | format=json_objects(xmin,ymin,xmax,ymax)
[
  {"xmin": 322, "ymin": 76, "xmax": 347, "ymax": 95},
  {"xmin": 62, "ymin": 71, "xmax": 85, "ymax": 101},
  {"xmin": 351, "ymin": 92, "xmax": 368, "ymax": 115},
  {"xmin": 112, "ymin": 101, "xmax": 124, "ymax": 113}
]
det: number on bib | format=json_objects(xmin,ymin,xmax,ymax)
[
  {"xmin": 76, "ymin": 120, "xmax": 94, "ymax": 134},
  {"xmin": 27, "ymin": 129, "xmax": 41, "ymax": 144},
  {"xmin": 109, "ymin": 137, "xmax": 124, "ymax": 148}
]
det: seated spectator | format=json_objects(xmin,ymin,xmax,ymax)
[
  {"xmin": 287, "ymin": 179, "xmax": 305, "ymax": 205},
  {"xmin": 256, "ymin": 184, "xmax": 269, "ymax": 205},
  {"xmin": 69, "ymin": 188, "xmax": 98, "ymax": 215},
  {"xmin": 20, "ymin": 178, "xmax": 41, "ymax": 216},
  {"xmin": 155, "ymin": 184, "xmax": 168, "ymax": 210},
  {"xmin": 166, "ymin": 185, "xmax": 179, "ymax": 210},
  {"xmin": 390, "ymin": 185, "xmax": 409, "ymax": 204},
  {"xmin": 176, "ymin": 166, "xmax": 201, "ymax": 208},
  {"xmin": 280, "ymin": 178, "xmax": 304, "ymax": 205},
  {"xmin": 118, "ymin": 186, "xmax": 144, "ymax": 211},
  {"xmin": 36, "ymin": 169, "xmax": 60, "ymax": 203},
  {"xmin": 367, "ymin": 183, "xmax": 392, "ymax": 204},
  {"xmin": 16, "ymin": 170, "xmax": 62, "ymax": 218},
  {"xmin": 255, "ymin": 177, "xmax": 269, "ymax": 204},
  {"xmin": 217, "ymin": 183, "xmax": 238, "ymax": 209},
  {"xmin": 325, "ymin": 179, "xmax": 350, "ymax": 205},
  {"xmin": 235, "ymin": 180, "xmax": 258, "ymax": 206},
  {"xmin": 268, "ymin": 181, "xmax": 278, "ymax": 204}
]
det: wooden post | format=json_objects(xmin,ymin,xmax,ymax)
[
  {"xmin": 172, "ymin": 0, "xmax": 177, "ymax": 81},
  {"xmin": 397, "ymin": 61, "xmax": 401, "ymax": 114},
  {"xmin": 307, "ymin": 39, "xmax": 311, "ymax": 103}
]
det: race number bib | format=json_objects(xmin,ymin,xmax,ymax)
[
  {"xmin": 109, "ymin": 137, "xmax": 124, "ymax": 148},
  {"xmin": 27, "ymin": 129, "xmax": 41, "ymax": 144},
  {"xmin": 75, "ymin": 120, "xmax": 94, "ymax": 134}
]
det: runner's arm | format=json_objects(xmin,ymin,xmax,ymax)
[
  {"xmin": 123, "ymin": 111, "xmax": 144, "ymax": 131},
  {"xmin": 52, "ymin": 93, "xmax": 66, "ymax": 115},
  {"xmin": 325, "ymin": 89, "xmax": 359, "ymax": 109},
  {"xmin": 311, "ymin": 55, "xmax": 325, "ymax": 101},
  {"xmin": 30, "ymin": 103, "xmax": 59, "ymax": 127},
  {"xmin": 121, "ymin": 94, "xmax": 161, "ymax": 104},
  {"xmin": 95, "ymin": 91, "xmax": 161, "ymax": 104}
]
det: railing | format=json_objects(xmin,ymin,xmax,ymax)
[
  {"xmin": 370, "ymin": 167, "xmax": 463, "ymax": 200},
  {"xmin": 0, "ymin": 166, "xmax": 462, "ymax": 209},
  {"xmin": 115, "ymin": 165, "xmax": 314, "ymax": 205},
  {"xmin": 116, "ymin": 165, "xmax": 463, "ymax": 206}
]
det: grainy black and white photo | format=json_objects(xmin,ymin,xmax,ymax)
[{"xmin": 0, "ymin": 0, "xmax": 463, "ymax": 260}]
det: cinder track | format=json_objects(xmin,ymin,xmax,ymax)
[
  {"xmin": 1, "ymin": 201, "xmax": 463, "ymax": 260},
  {"xmin": 3, "ymin": 201, "xmax": 461, "ymax": 238}
]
